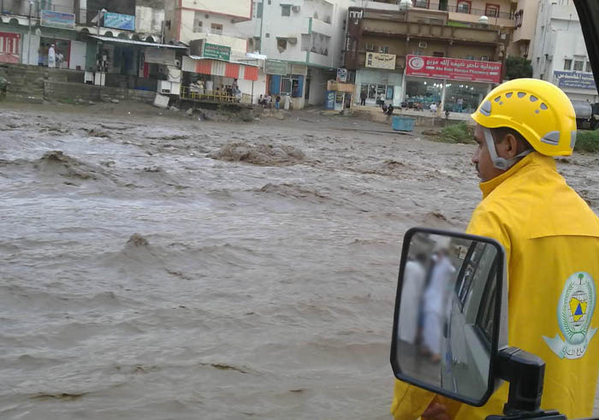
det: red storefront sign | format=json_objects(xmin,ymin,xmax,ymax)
[
  {"xmin": 405, "ymin": 55, "xmax": 502, "ymax": 84},
  {"xmin": 0, "ymin": 32, "xmax": 21, "ymax": 64}
]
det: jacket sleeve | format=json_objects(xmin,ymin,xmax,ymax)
[{"xmin": 391, "ymin": 379, "xmax": 436, "ymax": 419}]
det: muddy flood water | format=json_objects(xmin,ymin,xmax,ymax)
[{"xmin": 1, "ymin": 105, "xmax": 598, "ymax": 419}]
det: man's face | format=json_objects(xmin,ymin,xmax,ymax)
[{"xmin": 472, "ymin": 124, "xmax": 505, "ymax": 182}]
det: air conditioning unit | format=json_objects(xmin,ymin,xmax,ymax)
[
  {"xmin": 292, "ymin": 5, "xmax": 301, "ymax": 12},
  {"xmin": 418, "ymin": 41, "xmax": 427, "ymax": 49}
]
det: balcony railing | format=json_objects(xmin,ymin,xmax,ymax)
[{"xmin": 412, "ymin": 1, "xmax": 514, "ymax": 19}]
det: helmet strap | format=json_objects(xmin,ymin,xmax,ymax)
[{"xmin": 483, "ymin": 128, "xmax": 532, "ymax": 171}]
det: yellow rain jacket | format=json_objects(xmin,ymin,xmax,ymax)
[{"xmin": 392, "ymin": 152, "xmax": 599, "ymax": 419}]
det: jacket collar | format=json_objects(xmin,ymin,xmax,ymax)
[{"xmin": 479, "ymin": 152, "xmax": 557, "ymax": 199}]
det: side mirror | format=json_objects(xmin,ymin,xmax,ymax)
[{"xmin": 390, "ymin": 227, "xmax": 507, "ymax": 406}]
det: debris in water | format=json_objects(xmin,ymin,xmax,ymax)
[{"xmin": 126, "ymin": 234, "xmax": 149, "ymax": 247}]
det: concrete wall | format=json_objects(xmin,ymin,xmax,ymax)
[
  {"xmin": 44, "ymin": 80, "xmax": 156, "ymax": 103},
  {"xmin": 181, "ymin": 0, "xmax": 252, "ymax": 20}
]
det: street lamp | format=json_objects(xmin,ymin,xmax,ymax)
[{"xmin": 27, "ymin": 0, "xmax": 34, "ymax": 65}]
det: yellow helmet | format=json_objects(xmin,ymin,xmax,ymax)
[{"xmin": 471, "ymin": 78, "xmax": 577, "ymax": 156}]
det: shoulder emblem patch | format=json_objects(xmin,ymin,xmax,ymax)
[{"xmin": 543, "ymin": 272, "xmax": 597, "ymax": 359}]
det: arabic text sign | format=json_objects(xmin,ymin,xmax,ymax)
[
  {"xmin": 265, "ymin": 60, "xmax": 288, "ymax": 75},
  {"xmin": 104, "ymin": 12, "xmax": 136, "ymax": 31},
  {"xmin": 41, "ymin": 10, "xmax": 75, "ymax": 30},
  {"xmin": 203, "ymin": 43, "xmax": 231, "ymax": 61},
  {"xmin": 554, "ymin": 71, "xmax": 597, "ymax": 90},
  {"xmin": 366, "ymin": 52, "xmax": 396, "ymax": 70},
  {"xmin": 406, "ymin": 55, "xmax": 502, "ymax": 83}
]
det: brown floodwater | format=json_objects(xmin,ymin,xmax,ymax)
[{"xmin": 0, "ymin": 105, "xmax": 598, "ymax": 419}]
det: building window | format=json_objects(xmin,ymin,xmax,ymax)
[
  {"xmin": 485, "ymin": 3, "xmax": 500, "ymax": 17},
  {"xmin": 365, "ymin": 43, "xmax": 375, "ymax": 51},
  {"xmin": 257, "ymin": 2, "xmax": 263, "ymax": 18},
  {"xmin": 563, "ymin": 59, "xmax": 572, "ymax": 70},
  {"xmin": 573, "ymin": 60, "xmax": 584, "ymax": 71},
  {"xmin": 193, "ymin": 12, "xmax": 203, "ymax": 33},
  {"xmin": 265, "ymin": 33, "xmax": 270, "ymax": 38},
  {"xmin": 457, "ymin": 1, "xmax": 471, "ymax": 14},
  {"xmin": 380, "ymin": 46, "xmax": 390, "ymax": 53},
  {"xmin": 481, "ymin": 55, "xmax": 490, "ymax": 61},
  {"xmin": 211, "ymin": 23, "xmax": 223, "ymax": 35},
  {"xmin": 277, "ymin": 38, "xmax": 288, "ymax": 52},
  {"xmin": 515, "ymin": 9, "xmax": 523, "ymax": 28},
  {"xmin": 587, "ymin": 61, "xmax": 593, "ymax": 73},
  {"xmin": 281, "ymin": 4, "xmax": 291, "ymax": 16},
  {"xmin": 414, "ymin": 0, "xmax": 429, "ymax": 8},
  {"xmin": 433, "ymin": 51, "xmax": 444, "ymax": 57}
]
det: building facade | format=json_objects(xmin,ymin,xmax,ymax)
[
  {"xmin": 164, "ymin": 0, "xmax": 261, "ymax": 103},
  {"xmin": 236, "ymin": 0, "xmax": 356, "ymax": 109},
  {"xmin": 344, "ymin": 1, "xmax": 513, "ymax": 112},
  {"xmin": 530, "ymin": 0, "xmax": 597, "ymax": 103}
]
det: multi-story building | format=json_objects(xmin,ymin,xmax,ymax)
[
  {"xmin": 508, "ymin": 0, "xmax": 539, "ymax": 58},
  {"xmin": 164, "ymin": 0, "xmax": 261, "ymax": 102},
  {"xmin": 236, "ymin": 0, "xmax": 356, "ymax": 109},
  {"xmin": 530, "ymin": 0, "xmax": 597, "ymax": 103},
  {"xmin": 344, "ymin": 0, "xmax": 513, "ymax": 112}
]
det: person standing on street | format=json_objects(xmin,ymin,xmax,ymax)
[
  {"xmin": 456, "ymin": 97, "xmax": 463, "ymax": 113},
  {"xmin": 391, "ymin": 79, "xmax": 599, "ymax": 419},
  {"xmin": 360, "ymin": 90, "xmax": 367, "ymax": 106},
  {"xmin": 47, "ymin": 44, "xmax": 56, "ymax": 69}
]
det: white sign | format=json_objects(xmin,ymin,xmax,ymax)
[
  {"xmin": 144, "ymin": 48, "xmax": 176, "ymax": 65},
  {"xmin": 365, "ymin": 52, "xmax": 396, "ymax": 70},
  {"xmin": 337, "ymin": 68, "xmax": 347, "ymax": 82}
]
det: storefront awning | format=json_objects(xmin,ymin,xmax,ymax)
[
  {"xmin": 183, "ymin": 56, "xmax": 259, "ymax": 81},
  {"xmin": 88, "ymin": 35, "xmax": 188, "ymax": 49}
]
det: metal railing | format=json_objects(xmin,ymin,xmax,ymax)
[
  {"xmin": 181, "ymin": 86, "xmax": 253, "ymax": 104},
  {"xmin": 412, "ymin": 2, "xmax": 514, "ymax": 19}
]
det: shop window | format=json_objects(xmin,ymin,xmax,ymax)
[
  {"xmin": 563, "ymin": 59, "xmax": 572, "ymax": 70},
  {"xmin": 481, "ymin": 56, "xmax": 490, "ymax": 61},
  {"xmin": 281, "ymin": 76, "xmax": 292, "ymax": 95},
  {"xmin": 457, "ymin": 1, "xmax": 471, "ymax": 14},
  {"xmin": 365, "ymin": 43, "xmax": 375, "ymax": 52},
  {"xmin": 281, "ymin": 5, "xmax": 291, "ymax": 16},
  {"xmin": 211, "ymin": 23, "xmax": 223, "ymax": 35},
  {"xmin": 433, "ymin": 51, "xmax": 444, "ymax": 57},
  {"xmin": 193, "ymin": 12, "xmax": 203, "ymax": 33},
  {"xmin": 380, "ymin": 46, "xmax": 390, "ymax": 53},
  {"xmin": 573, "ymin": 60, "xmax": 584, "ymax": 71},
  {"xmin": 485, "ymin": 3, "xmax": 500, "ymax": 17},
  {"xmin": 587, "ymin": 61, "xmax": 593, "ymax": 73},
  {"xmin": 277, "ymin": 38, "xmax": 288, "ymax": 53},
  {"xmin": 465, "ymin": 55, "xmax": 475, "ymax": 60}
]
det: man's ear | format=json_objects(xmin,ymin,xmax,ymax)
[{"xmin": 501, "ymin": 133, "xmax": 520, "ymax": 158}]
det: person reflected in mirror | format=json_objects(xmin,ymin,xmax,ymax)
[
  {"xmin": 421, "ymin": 249, "xmax": 455, "ymax": 363},
  {"xmin": 399, "ymin": 253, "xmax": 428, "ymax": 345},
  {"xmin": 392, "ymin": 79, "xmax": 599, "ymax": 419}
]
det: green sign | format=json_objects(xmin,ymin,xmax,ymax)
[
  {"xmin": 203, "ymin": 43, "xmax": 231, "ymax": 61},
  {"xmin": 265, "ymin": 60, "xmax": 289, "ymax": 75}
]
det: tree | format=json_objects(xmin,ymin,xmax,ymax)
[{"xmin": 505, "ymin": 56, "xmax": 533, "ymax": 80}]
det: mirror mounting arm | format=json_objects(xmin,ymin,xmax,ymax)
[{"xmin": 486, "ymin": 347, "xmax": 566, "ymax": 420}]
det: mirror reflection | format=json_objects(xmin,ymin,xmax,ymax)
[{"xmin": 395, "ymin": 232, "xmax": 500, "ymax": 402}]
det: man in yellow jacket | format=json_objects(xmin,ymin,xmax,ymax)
[{"xmin": 392, "ymin": 79, "xmax": 599, "ymax": 419}]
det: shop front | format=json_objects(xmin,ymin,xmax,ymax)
[
  {"xmin": 404, "ymin": 55, "xmax": 502, "ymax": 113},
  {"xmin": 265, "ymin": 60, "xmax": 307, "ymax": 109},
  {"xmin": 355, "ymin": 52, "xmax": 402, "ymax": 107},
  {"xmin": 0, "ymin": 31, "xmax": 20, "ymax": 64},
  {"xmin": 181, "ymin": 55, "xmax": 259, "ymax": 103}
]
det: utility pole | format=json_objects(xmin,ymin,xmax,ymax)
[{"xmin": 27, "ymin": 0, "xmax": 34, "ymax": 65}]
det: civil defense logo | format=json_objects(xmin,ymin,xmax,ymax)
[
  {"xmin": 543, "ymin": 272, "xmax": 597, "ymax": 359},
  {"xmin": 409, "ymin": 56, "xmax": 425, "ymax": 70}
]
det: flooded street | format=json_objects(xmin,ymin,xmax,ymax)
[{"xmin": 1, "ymin": 105, "xmax": 598, "ymax": 419}]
